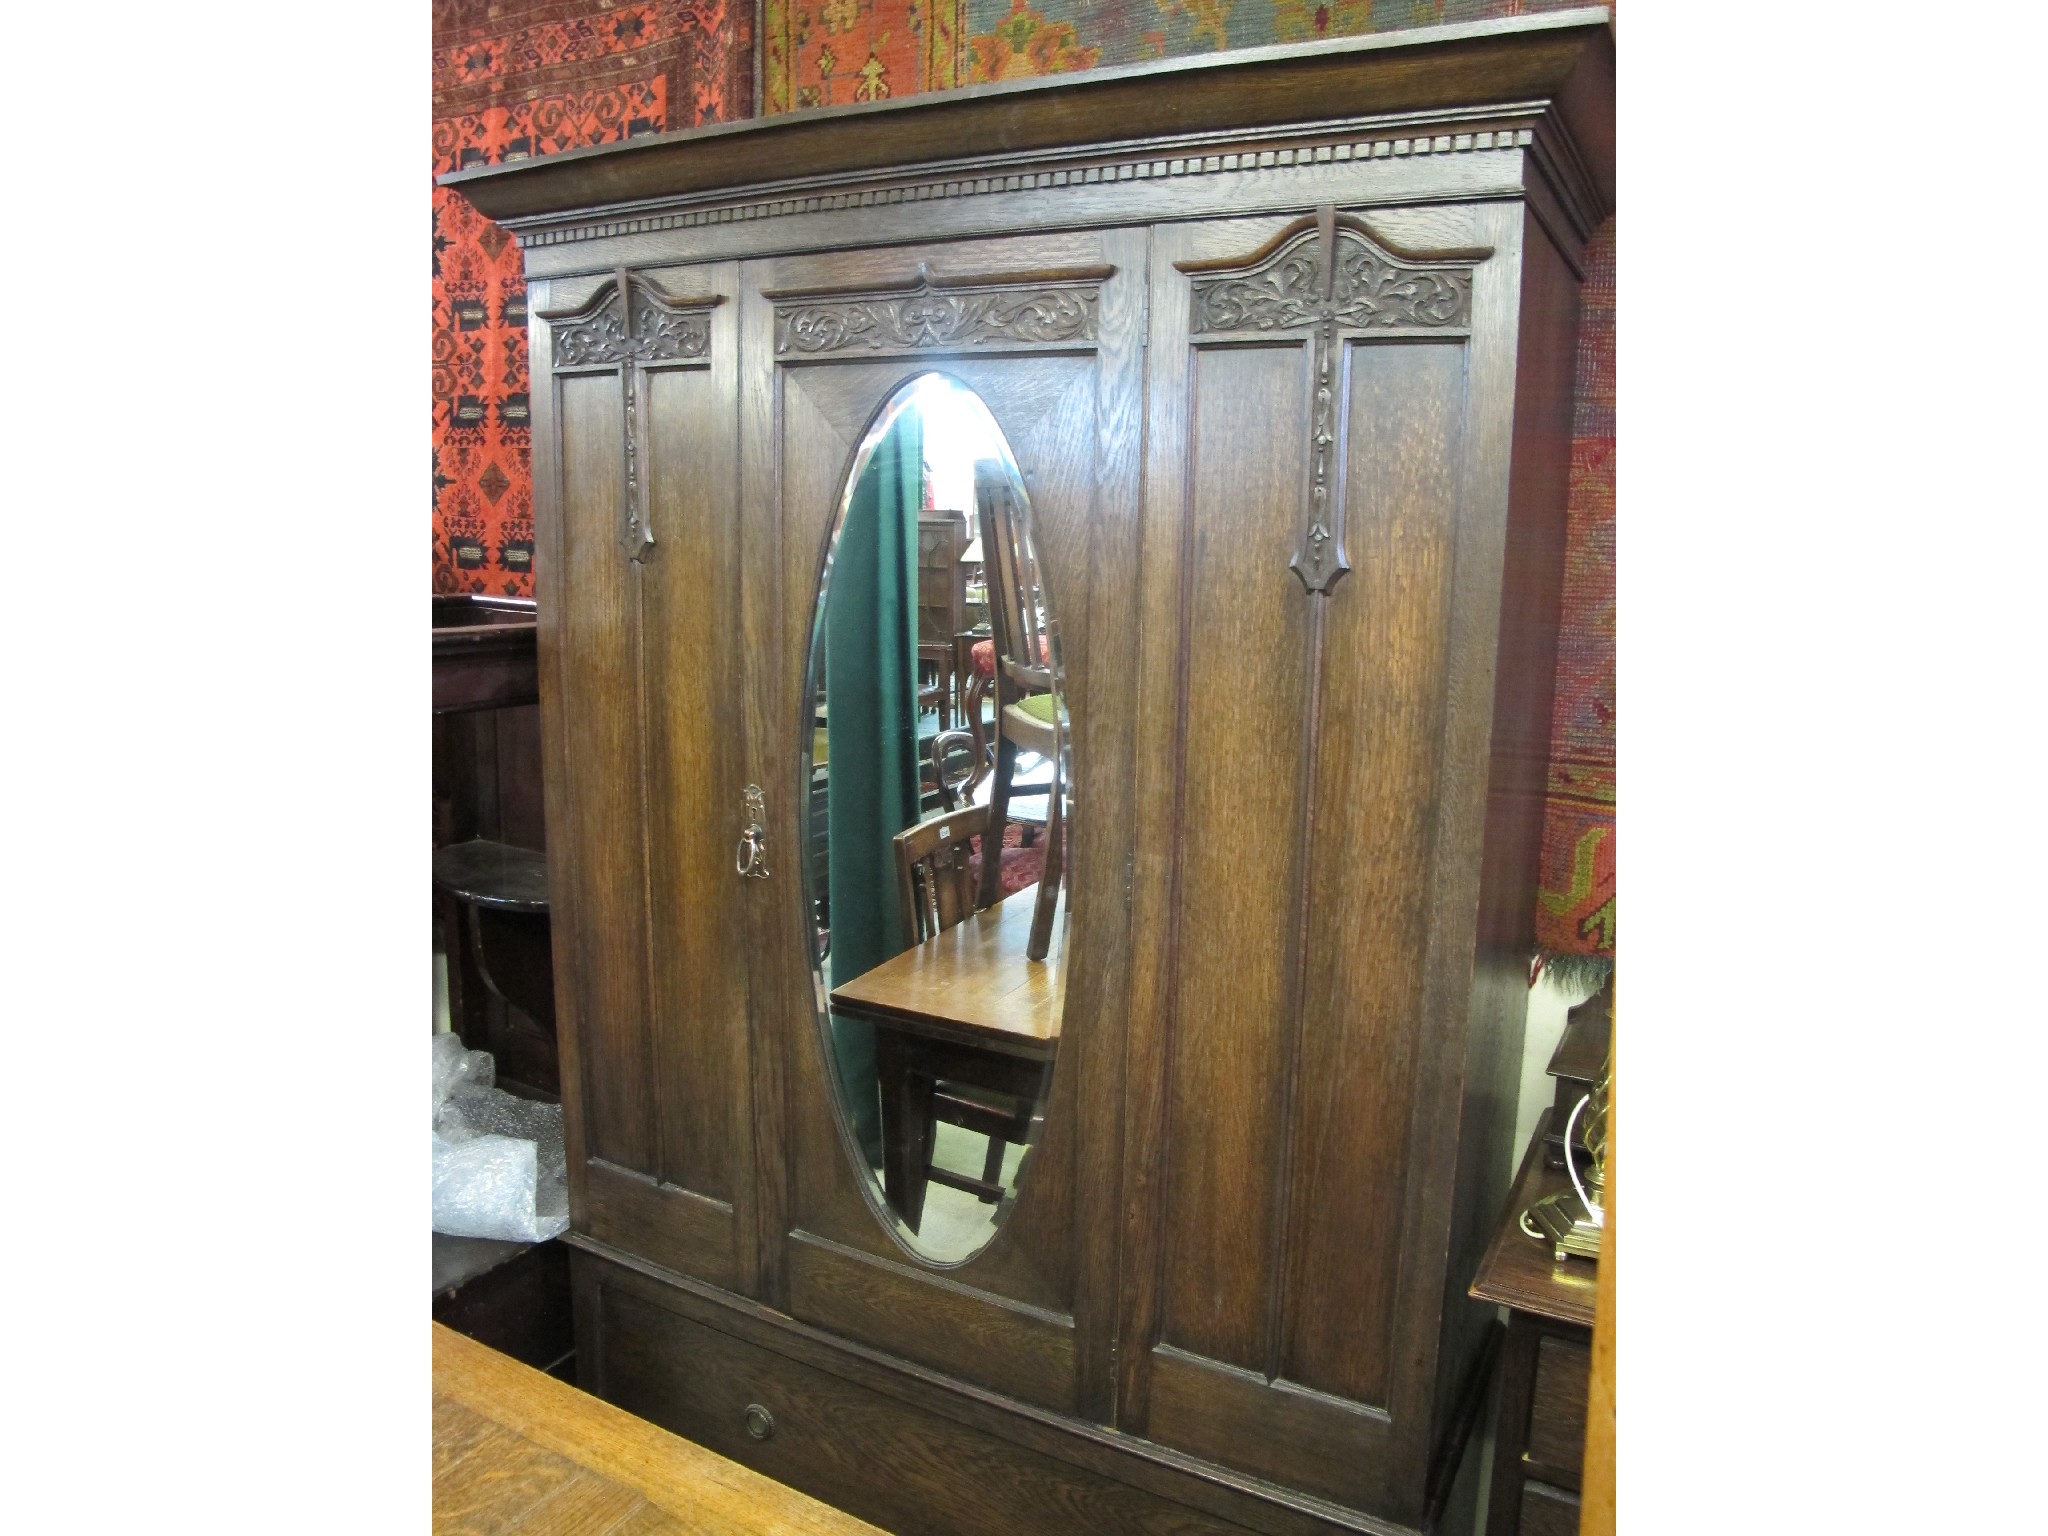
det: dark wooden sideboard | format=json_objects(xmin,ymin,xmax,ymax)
[
  {"xmin": 437, "ymin": 13, "xmax": 1614, "ymax": 1535},
  {"xmin": 1470, "ymin": 1112, "xmax": 1598, "ymax": 1536}
]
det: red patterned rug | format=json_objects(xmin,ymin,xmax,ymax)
[{"xmin": 431, "ymin": 0, "xmax": 753, "ymax": 597}]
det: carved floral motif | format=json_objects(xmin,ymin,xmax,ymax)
[
  {"xmin": 552, "ymin": 289, "xmax": 714, "ymax": 367},
  {"xmin": 776, "ymin": 282, "xmax": 1097, "ymax": 355},
  {"xmin": 1190, "ymin": 219, "xmax": 1476, "ymax": 595},
  {"xmin": 1190, "ymin": 229, "xmax": 1470, "ymax": 334}
]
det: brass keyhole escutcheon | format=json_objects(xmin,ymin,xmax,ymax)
[
  {"xmin": 735, "ymin": 784, "xmax": 770, "ymax": 879},
  {"xmin": 743, "ymin": 1402, "xmax": 775, "ymax": 1441}
]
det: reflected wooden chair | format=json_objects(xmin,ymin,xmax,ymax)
[
  {"xmin": 892, "ymin": 805, "xmax": 1043, "ymax": 1212},
  {"xmin": 928, "ymin": 728, "xmax": 980, "ymax": 812},
  {"xmin": 972, "ymin": 469, "xmax": 1067, "ymax": 961}
]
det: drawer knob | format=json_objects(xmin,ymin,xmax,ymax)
[{"xmin": 743, "ymin": 1402, "xmax": 776, "ymax": 1441}]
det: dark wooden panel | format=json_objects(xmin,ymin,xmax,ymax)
[
  {"xmin": 1280, "ymin": 339, "xmax": 1464, "ymax": 1408},
  {"xmin": 1524, "ymin": 1334, "xmax": 1589, "ymax": 1484},
  {"xmin": 785, "ymin": 1231, "xmax": 1076, "ymax": 1412},
  {"xmin": 640, "ymin": 354, "xmax": 747, "ymax": 1209},
  {"xmin": 1159, "ymin": 340, "xmax": 1313, "ymax": 1372},
  {"xmin": 582, "ymin": 1158, "xmax": 737, "ymax": 1293},
  {"xmin": 1146, "ymin": 1347, "xmax": 1393, "ymax": 1515},
  {"xmin": 592, "ymin": 1275, "xmax": 1267, "ymax": 1536},
  {"xmin": 1516, "ymin": 1480, "xmax": 1579, "ymax": 1536},
  {"xmin": 555, "ymin": 370, "xmax": 654, "ymax": 1174}
]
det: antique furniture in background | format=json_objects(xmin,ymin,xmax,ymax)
[
  {"xmin": 432, "ymin": 839, "xmax": 559, "ymax": 1097},
  {"xmin": 440, "ymin": 13, "xmax": 1613, "ymax": 1534},
  {"xmin": 916, "ymin": 509, "xmax": 971, "ymax": 728},
  {"xmin": 1469, "ymin": 1112, "xmax": 1598, "ymax": 1536},
  {"xmin": 1543, "ymin": 976, "xmax": 1613, "ymax": 1172},
  {"xmin": 433, "ymin": 595, "xmax": 552, "ymax": 1090},
  {"xmin": 890, "ymin": 802, "xmax": 1043, "ymax": 1213},
  {"xmin": 971, "ymin": 469, "xmax": 1065, "ymax": 958}
]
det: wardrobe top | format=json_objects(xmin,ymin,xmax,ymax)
[{"xmin": 439, "ymin": 9, "xmax": 1613, "ymax": 229}]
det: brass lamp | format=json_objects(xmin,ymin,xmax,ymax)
[{"xmin": 1527, "ymin": 1032, "xmax": 1611, "ymax": 1263}]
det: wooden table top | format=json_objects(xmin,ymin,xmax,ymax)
[
  {"xmin": 434, "ymin": 1323, "xmax": 881, "ymax": 1535},
  {"xmin": 827, "ymin": 884, "xmax": 1063, "ymax": 1054},
  {"xmin": 1469, "ymin": 1109, "xmax": 1600, "ymax": 1330}
]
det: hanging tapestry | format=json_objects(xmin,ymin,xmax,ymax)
[{"xmin": 431, "ymin": 0, "xmax": 756, "ymax": 597}]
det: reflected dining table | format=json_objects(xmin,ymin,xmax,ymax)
[{"xmin": 827, "ymin": 883, "xmax": 1064, "ymax": 1233}]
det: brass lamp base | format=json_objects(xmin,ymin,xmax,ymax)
[{"xmin": 1525, "ymin": 1190, "xmax": 1602, "ymax": 1264}]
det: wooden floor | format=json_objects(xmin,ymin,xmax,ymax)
[{"xmin": 434, "ymin": 1323, "xmax": 884, "ymax": 1535}]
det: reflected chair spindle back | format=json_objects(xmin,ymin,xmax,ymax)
[{"xmin": 895, "ymin": 804, "xmax": 993, "ymax": 944}]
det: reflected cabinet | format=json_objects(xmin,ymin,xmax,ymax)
[{"xmin": 443, "ymin": 14, "xmax": 1613, "ymax": 1535}]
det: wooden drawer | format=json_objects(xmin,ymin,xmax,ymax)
[
  {"xmin": 577, "ymin": 1253, "xmax": 1266, "ymax": 1536},
  {"xmin": 1524, "ymin": 1333, "xmax": 1590, "ymax": 1484}
]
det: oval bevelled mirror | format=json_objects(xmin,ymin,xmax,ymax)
[{"xmin": 802, "ymin": 372, "xmax": 1069, "ymax": 1264}]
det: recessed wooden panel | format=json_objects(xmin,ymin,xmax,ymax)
[
  {"xmin": 1158, "ymin": 340, "xmax": 1313, "ymax": 1372},
  {"xmin": 1279, "ymin": 338, "xmax": 1464, "ymax": 1407},
  {"xmin": 582, "ymin": 1158, "xmax": 738, "ymax": 1294},
  {"xmin": 786, "ymin": 1233, "xmax": 1076, "ymax": 1411},
  {"xmin": 555, "ymin": 371, "xmax": 653, "ymax": 1173},
  {"xmin": 641, "ymin": 360, "xmax": 743, "ymax": 1204}
]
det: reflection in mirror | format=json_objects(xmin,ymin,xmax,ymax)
[{"xmin": 803, "ymin": 373, "xmax": 1069, "ymax": 1264}]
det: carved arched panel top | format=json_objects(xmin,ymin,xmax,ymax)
[
  {"xmin": 772, "ymin": 264, "xmax": 1109, "ymax": 358},
  {"xmin": 538, "ymin": 268, "xmax": 724, "ymax": 369},
  {"xmin": 1186, "ymin": 216, "xmax": 1477, "ymax": 336}
]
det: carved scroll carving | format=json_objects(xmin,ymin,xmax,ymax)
[
  {"xmin": 1190, "ymin": 227, "xmax": 1471, "ymax": 336},
  {"xmin": 775, "ymin": 268, "xmax": 1100, "ymax": 356},
  {"xmin": 550, "ymin": 284, "xmax": 714, "ymax": 368},
  {"xmin": 1186, "ymin": 211, "xmax": 1476, "ymax": 594},
  {"xmin": 537, "ymin": 269, "xmax": 725, "ymax": 563}
]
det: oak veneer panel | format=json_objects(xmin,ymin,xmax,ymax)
[
  {"xmin": 640, "ymin": 353, "xmax": 746, "ymax": 1208},
  {"xmin": 1159, "ymin": 339, "xmax": 1313, "ymax": 1373},
  {"xmin": 557, "ymin": 371, "xmax": 655, "ymax": 1174},
  {"xmin": 1280, "ymin": 339, "xmax": 1464, "ymax": 1408}
]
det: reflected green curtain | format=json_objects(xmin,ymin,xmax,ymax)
[{"xmin": 825, "ymin": 407, "xmax": 924, "ymax": 1168}]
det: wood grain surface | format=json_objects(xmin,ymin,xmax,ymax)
[
  {"xmin": 434, "ymin": 1322, "xmax": 882, "ymax": 1535},
  {"xmin": 828, "ymin": 883, "xmax": 1064, "ymax": 1048},
  {"xmin": 1468, "ymin": 1110, "xmax": 1598, "ymax": 1330}
]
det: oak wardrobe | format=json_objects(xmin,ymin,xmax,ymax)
[{"xmin": 441, "ymin": 12, "xmax": 1614, "ymax": 1535}]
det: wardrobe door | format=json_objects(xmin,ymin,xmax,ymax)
[
  {"xmin": 530, "ymin": 261, "xmax": 756, "ymax": 1293},
  {"xmin": 735, "ymin": 229, "xmax": 1144, "ymax": 1420},
  {"xmin": 1117, "ymin": 205, "xmax": 1528, "ymax": 1521}
]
